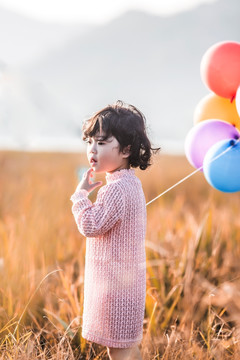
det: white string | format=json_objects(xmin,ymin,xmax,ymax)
[{"xmin": 146, "ymin": 138, "xmax": 239, "ymax": 207}]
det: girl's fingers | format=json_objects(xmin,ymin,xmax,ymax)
[
  {"xmin": 86, "ymin": 167, "xmax": 93, "ymax": 176},
  {"xmin": 90, "ymin": 181, "xmax": 102, "ymax": 191},
  {"xmin": 89, "ymin": 169, "xmax": 94, "ymax": 177},
  {"xmin": 88, "ymin": 169, "xmax": 95, "ymax": 184},
  {"xmin": 84, "ymin": 168, "xmax": 93, "ymax": 181},
  {"xmin": 78, "ymin": 168, "xmax": 100, "ymax": 193}
]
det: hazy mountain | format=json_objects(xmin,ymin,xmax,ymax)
[
  {"xmin": 0, "ymin": 0, "xmax": 239, "ymax": 152},
  {"xmin": 0, "ymin": 6, "xmax": 93, "ymax": 66}
]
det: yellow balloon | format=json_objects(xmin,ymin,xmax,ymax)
[{"xmin": 194, "ymin": 93, "xmax": 240, "ymax": 130}]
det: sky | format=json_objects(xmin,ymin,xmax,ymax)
[{"xmin": 0, "ymin": 0, "xmax": 217, "ymax": 24}]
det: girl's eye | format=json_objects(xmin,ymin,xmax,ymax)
[
  {"xmin": 98, "ymin": 141, "xmax": 105, "ymax": 145},
  {"xmin": 85, "ymin": 138, "xmax": 92, "ymax": 144}
]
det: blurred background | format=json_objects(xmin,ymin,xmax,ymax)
[
  {"xmin": 1, "ymin": 2, "xmax": 240, "ymax": 358},
  {"xmin": 0, "ymin": 0, "xmax": 239, "ymax": 153}
]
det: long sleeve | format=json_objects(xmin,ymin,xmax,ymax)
[{"xmin": 70, "ymin": 183, "xmax": 124, "ymax": 237}]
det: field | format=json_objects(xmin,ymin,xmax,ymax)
[{"xmin": 0, "ymin": 150, "xmax": 240, "ymax": 359}]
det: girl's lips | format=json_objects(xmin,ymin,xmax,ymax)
[{"xmin": 90, "ymin": 158, "xmax": 97, "ymax": 165}]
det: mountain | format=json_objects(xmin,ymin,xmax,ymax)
[
  {"xmin": 0, "ymin": 6, "xmax": 93, "ymax": 66},
  {"xmin": 0, "ymin": 0, "xmax": 240, "ymax": 152}
]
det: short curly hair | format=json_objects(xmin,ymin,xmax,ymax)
[{"xmin": 82, "ymin": 100, "xmax": 160, "ymax": 170}]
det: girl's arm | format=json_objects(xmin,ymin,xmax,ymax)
[{"xmin": 70, "ymin": 183, "xmax": 124, "ymax": 237}]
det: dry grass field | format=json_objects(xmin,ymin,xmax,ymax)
[{"xmin": 0, "ymin": 150, "xmax": 240, "ymax": 359}]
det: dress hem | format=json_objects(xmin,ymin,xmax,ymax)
[{"xmin": 82, "ymin": 331, "xmax": 142, "ymax": 348}]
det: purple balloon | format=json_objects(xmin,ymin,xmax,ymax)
[{"xmin": 185, "ymin": 119, "xmax": 240, "ymax": 169}]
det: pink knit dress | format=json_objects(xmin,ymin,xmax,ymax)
[{"xmin": 70, "ymin": 169, "xmax": 146, "ymax": 348}]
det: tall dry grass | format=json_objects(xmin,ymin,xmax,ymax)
[{"xmin": 0, "ymin": 150, "xmax": 240, "ymax": 359}]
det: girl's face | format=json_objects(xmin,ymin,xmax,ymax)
[{"xmin": 86, "ymin": 134, "xmax": 130, "ymax": 173}]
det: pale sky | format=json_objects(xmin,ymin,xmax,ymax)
[{"xmin": 0, "ymin": 0, "xmax": 217, "ymax": 24}]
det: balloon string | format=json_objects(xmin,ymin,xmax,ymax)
[{"xmin": 146, "ymin": 138, "xmax": 239, "ymax": 207}]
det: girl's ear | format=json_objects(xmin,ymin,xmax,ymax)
[{"xmin": 122, "ymin": 145, "xmax": 131, "ymax": 158}]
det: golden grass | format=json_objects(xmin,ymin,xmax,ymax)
[{"xmin": 0, "ymin": 150, "xmax": 240, "ymax": 359}]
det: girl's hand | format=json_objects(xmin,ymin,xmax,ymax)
[{"xmin": 76, "ymin": 168, "xmax": 102, "ymax": 194}]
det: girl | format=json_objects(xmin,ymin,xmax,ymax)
[{"xmin": 70, "ymin": 101, "xmax": 159, "ymax": 360}]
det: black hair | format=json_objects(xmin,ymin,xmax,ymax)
[{"xmin": 82, "ymin": 100, "xmax": 160, "ymax": 170}]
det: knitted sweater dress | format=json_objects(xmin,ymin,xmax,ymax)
[{"xmin": 70, "ymin": 169, "xmax": 146, "ymax": 348}]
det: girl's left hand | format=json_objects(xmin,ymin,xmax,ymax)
[{"xmin": 76, "ymin": 168, "xmax": 102, "ymax": 194}]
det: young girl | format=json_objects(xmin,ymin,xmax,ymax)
[{"xmin": 70, "ymin": 101, "xmax": 159, "ymax": 360}]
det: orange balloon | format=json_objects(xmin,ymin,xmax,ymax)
[{"xmin": 194, "ymin": 93, "xmax": 240, "ymax": 130}]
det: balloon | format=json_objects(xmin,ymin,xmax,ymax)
[
  {"xmin": 185, "ymin": 119, "xmax": 240, "ymax": 169},
  {"xmin": 194, "ymin": 93, "xmax": 240, "ymax": 130},
  {"xmin": 200, "ymin": 41, "xmax": 240, "ymax": 100},
  {"xmin": 236, "ymin": 85, "xmax": 240, "ymax": 118},
  {"xmin": 203, "ymin": 139, "xmax": 240, "ymax": 193}
]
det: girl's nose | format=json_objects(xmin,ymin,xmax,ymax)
[{"xmin": 89, "ymin": 142, "xmax": 97, "ymax": 154}]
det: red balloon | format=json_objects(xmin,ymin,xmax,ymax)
[{"xmin": 200, "ymin": 41, "xmax": 240, "ymax": 100}]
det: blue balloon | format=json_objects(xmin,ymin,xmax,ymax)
[{"xmin": 203, "ymin": 139, "xmax": 240, "ymax": 193}]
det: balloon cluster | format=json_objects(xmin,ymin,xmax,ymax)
[{"xmin": 185, "ymin": 41, "xmax": 240, "ymax": 192}]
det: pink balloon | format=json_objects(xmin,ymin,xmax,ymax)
[
  {"xmin": 200, "ymin": 41, "xmax": 240, "ymax": 100},
  {"xmin": 236, "ymin": 86, "xmax": 240, "ymax": 118},
  {"xmin": 185, "ymin": 119, "xmax": 240, "ymax": 169}
]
